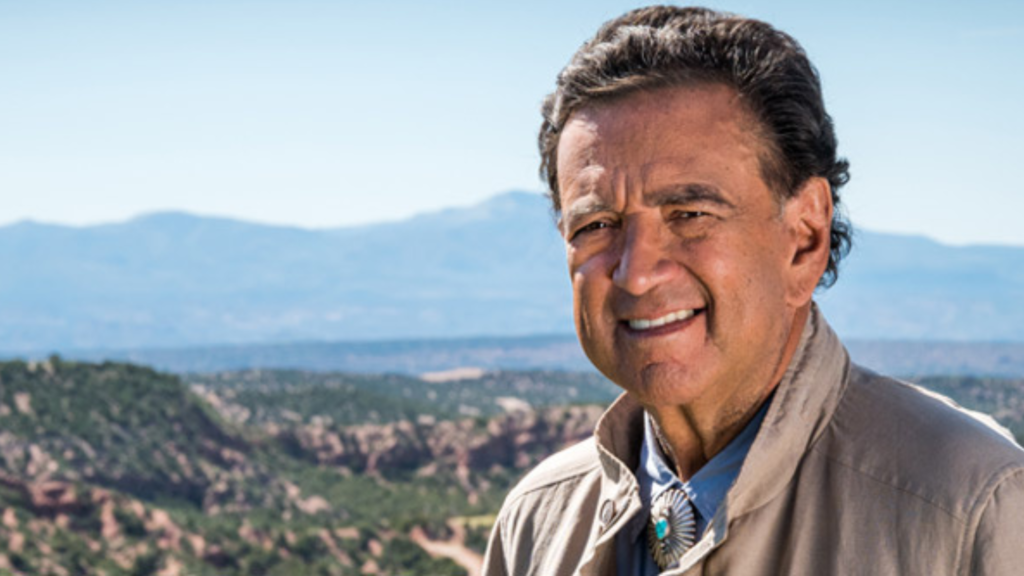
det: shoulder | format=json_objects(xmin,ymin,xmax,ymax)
[
  {"xmin": 485, "ymin": 438, "xmax": 605, "ymax": 574},
  {"xmin": 966, "ymin": 465, "xmax": 1024, "ymax": 572},
  {"xmin": 815, "ymin": 363, "xmax": 1024, "ymax": 515},
  {"xmin": 840, "ymin": 364, "xmax": 1021, "ymax": 461},
  {"xmin": 503, "ymin": 436, "xmax": 602, "ymax": 505},
  {"xmin": 495, "ymin": 436, "xmax": 604, "ymax": 538}
]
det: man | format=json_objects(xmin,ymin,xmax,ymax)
[{"xmin": 483, "ymin": 6, "xmax": 1024, "ymax": 575}]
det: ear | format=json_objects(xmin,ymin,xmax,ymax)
[{"xmin": 783, "ymin": 176, "xmax": 833, "ymax": 306}]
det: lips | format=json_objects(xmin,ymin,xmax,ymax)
[{"xmin": 626, "ymin": 308, "xmax": 699, "ymax": 331}]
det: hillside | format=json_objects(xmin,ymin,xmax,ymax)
[
  {"xmin": 186, "ymin": 368, "xmax": 619, "ymax": 425},
  {"xmin": 3, "ymin": 191, "xmax": 1024, "ymax": 353},
  {"xmin": 0, "ymin": 359, "xmax": 609, "ymax": 575},
  {"xmin": 0, "ymin": 358, "xmax": 1021, "ymax": 573}
]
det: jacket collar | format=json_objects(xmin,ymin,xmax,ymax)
[
  {"xmin": 727, "ymin": 303, "xmax": 849, "ymax": 516},
  {"xmin": 585, "ymin": 304, "xmax": 850, "ymax": 573}
]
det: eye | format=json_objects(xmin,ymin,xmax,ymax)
[
  {"xmin": 570, "ymin": 220, "xmax": 614, "ymax": 241},
  {"xmin": 670, "ymin": 210, "xmax": 709, "ymax": 220}
]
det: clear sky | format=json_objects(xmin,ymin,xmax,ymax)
[{"xmin": 3, "ymin": 0, "xmax": 1022, "ymax": 246}]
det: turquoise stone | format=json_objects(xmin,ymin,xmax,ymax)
[{"xmin": 655, "ymin": 518, "xmax": 669, "ymax": 540}]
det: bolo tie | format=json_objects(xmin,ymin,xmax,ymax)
[{"xmin": 647, "ymin": 487, "xmax": 697, "ymax": 570}]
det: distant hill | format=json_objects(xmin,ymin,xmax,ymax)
[
  {"xmin": 186, "ymin": 368, "xmax": 620, "ymax": 424},
  {"xmin": 49, "ymin": 334, "xmax": 1024, "ymax": 378},
  {"xmin": 817, "ymin": 231, "xmax": 1024, "ymax": 340},
  {"xmin": 0, "ymin": 192, "xmax": 567, "ymax": 352},
  {"xmin": 61, "ymin": 334, "xmax": 595, "ymax": 374},
  {"xmin": 2, "ymin": 190, "xmax": 1024, "ymax": 353}
]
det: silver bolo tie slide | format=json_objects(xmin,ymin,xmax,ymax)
[{"xmin": 647, "ymin": 487, "xmax": 697, "ymax": 570}]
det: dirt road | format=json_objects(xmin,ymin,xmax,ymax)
[{"xmin": 409, "ymin": 519, "xmax": 484, "ymax": 576}]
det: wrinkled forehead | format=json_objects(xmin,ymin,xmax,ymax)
[{"xmin": 556, "ymin": 85, "xmax": 772, "ymax": 194}]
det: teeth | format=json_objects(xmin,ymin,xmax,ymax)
[{"xmin": 628, "ymin": 309, "xmax": 696, "ymax": 331}]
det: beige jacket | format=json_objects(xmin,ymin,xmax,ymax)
[{"xmin": 483, "ymin": 308, "xmax": 1024, "ymax": 575}]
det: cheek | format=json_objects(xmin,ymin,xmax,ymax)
[
  {"xmin": 699, "ymin": 236, "xmax": 790, "ymax": 316},
  {"xmin": 570, "ymin": 257, "xmax": 614, "ymax": 339},
  {"xmin": 569, "ymin": 251, "xmax": 614, "ymax": 298},
  {"xmin": 571, "ymin": 269, "xmax": 599, "ymax": 328}
]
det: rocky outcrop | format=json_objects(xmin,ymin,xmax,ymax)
[
  {"xmin": 0, "ymin": 472, "xmax": 86, "ymax": 516},
  {"xmin": 278, "ymin": 405, "xmax": 603, "ymax": 478},
  {"xmin": 0, "ymin": 357, "xmax": 613, "ymax": 574}
]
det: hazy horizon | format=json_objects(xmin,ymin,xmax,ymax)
[
  {"xmin": 3, "ymin": 0, "xmax": 1022, "ymax": 246},
  {"xmin": 3, "ymin": 189, "xmax": 1022, "ymax": 250}
]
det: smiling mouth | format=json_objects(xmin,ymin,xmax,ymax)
[{"xmin": 626, "ymin": 308, "xmax": 700, "ymax": 331}]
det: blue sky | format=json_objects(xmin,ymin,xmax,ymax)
[{"xmin": 2, "ymin": 0, "xmax": 1022, "ymax": 245}]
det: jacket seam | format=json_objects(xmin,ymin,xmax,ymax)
[
  {"xmin": 955, "ymin": 464, "xmax": 1024, "ymax": 575},
  {"xmin": 810, "ymin": 444, "xmax": 969, "ymax": 524}
]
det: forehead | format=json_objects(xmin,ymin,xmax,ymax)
[{"xmin": 556, "ymin": 84, "xmax": 770, "ymax": 197}]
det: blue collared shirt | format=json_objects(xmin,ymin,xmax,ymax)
[{"xmin": 616, "ymin": 398, "xmax": 772, "ymax": 574}]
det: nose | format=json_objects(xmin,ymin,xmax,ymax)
[{"xmin": 611, "ymin": 215, "xmax": 678, "ymax": 296}]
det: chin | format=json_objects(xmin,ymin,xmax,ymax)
[{"xmin": 623, "ymin": 363, "xmax": 711, "ymax": 409}]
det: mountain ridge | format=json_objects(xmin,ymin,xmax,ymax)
[{"xmin": 2, "ymin": 190, "xmax": 1022, "ymax": 351}]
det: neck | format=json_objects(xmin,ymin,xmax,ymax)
[{"xmin": 648, "ymin": 303, "xmax": 811, "ymax": 480}]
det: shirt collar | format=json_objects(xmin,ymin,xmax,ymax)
[{"xmin": 630, "ymin": 394, "xmax": 773, "ymax": 544}]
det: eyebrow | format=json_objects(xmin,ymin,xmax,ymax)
[
  {"xmin": 560, "ymin": 183, "xmax": 735, "ymax": 232},
  {"xmin": 647, "ymin": 184, "xmax": 735, "ymax": 209},
  {"xmin": 560, "ymin": 198, "xmax": 613, "ymax": 234}
]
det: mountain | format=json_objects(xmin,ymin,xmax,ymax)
[
  {"xmin": 0, "ymin": 192, "xmax": 568, "ymax": 352},
  {"xmin": 817, "ymin": 231, "xmax": 1024, "ymax": 340},
  {"xmin": 2, "ymin": 190, "xmax": 1024, "ymax": 353}
]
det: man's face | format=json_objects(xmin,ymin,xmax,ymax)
[{"xmin": 557, "ymin": 84, "xmax": 813, "ymax": 413}]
